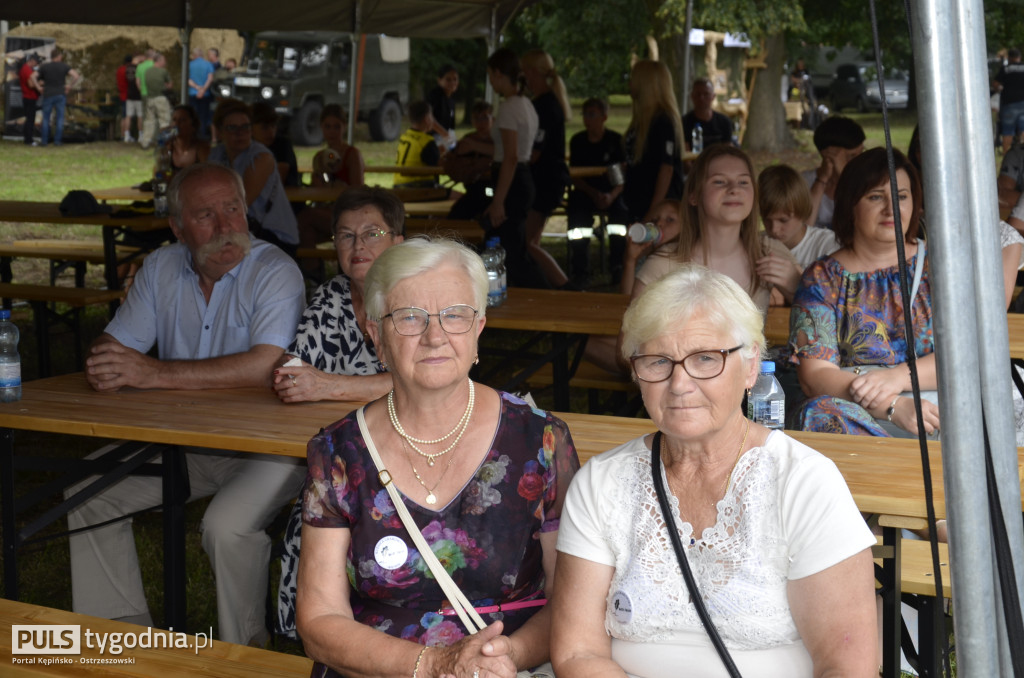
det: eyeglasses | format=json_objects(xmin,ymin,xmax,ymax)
[
  {"xmin": 334, "ymin": 228, "xmax": 394, "ymax": 249},
  {"xmin": 223, "ymin": 123, "xmax": 251, "ymax": 133},
  {"xmin": 383, "ymin": 305, "xmax": 478, "ymax": 336},
  {"xmin": 630, "ymin": 345, "xmax": 744, "ymax": 383}
]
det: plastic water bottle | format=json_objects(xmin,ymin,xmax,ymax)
[
  {"xmin": 153, "ymin": 127, "xmax": 177, "ymax": 217},
  {"xmin": 482, "ymin": 238, "xmax": 506, "ymax": 307},
  {"xmin": 0, "ymin": 310, "xmax": 22, "ymax": 402},
  {"xmin": 747, "ymin": 360, "xmax": 784, "ymax": 430},
  {"xmin": 691, "ymin": 122, "xmax": 704, "ymax": 154},
  {"xmin": 628, "ymin": 222, "xmax": 661, "ymax": 245}
]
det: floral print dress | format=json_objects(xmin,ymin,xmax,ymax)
[
  {"xmin": 788, "ymin": 252, "xmax": 934, "ymax": 435},
  {"xmin": 303, "ymin": 393, "xmax": 579, "ymax": 677}
]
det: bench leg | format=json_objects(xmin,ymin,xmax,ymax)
[
  {"xmin": 1, "ymin": 427, "xmax": 18, "ymax": 600},
  {"xmin": 915, "ymin": 594, "xmax": 945, "ymax": 677},
  {"xmin": 162, "ymin": 446, "xmax": 189, "ymax": 631},
  {"xmin": 880, "ymin": 526, "xmax": 903, "ymax": 678},
  {"xmin": 29, "ymin": 301, "xmax": 51, "ymax": 378}
]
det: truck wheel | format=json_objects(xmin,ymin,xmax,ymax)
[
  {"xmin": 291, "ymin": 100, "xmax": 323, "ymax": 146},
  {"xmin": 369, "ymin": 98, "xmax": 402, "ymax": 141}
]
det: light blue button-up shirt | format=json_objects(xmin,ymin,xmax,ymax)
[{"xmin": 105, "ymin": 237, "xmax": 304, "ymax": 360}]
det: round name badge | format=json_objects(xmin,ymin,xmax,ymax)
[
  {"xmin": 373, "ymin": 535, "xmax": 409, "ymax": 570},
  {"xmin": 611, "ymin": 590, "xmax": 633, "ymax": 624}
]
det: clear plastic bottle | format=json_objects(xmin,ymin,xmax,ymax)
[
  {"xmin": 691, "ymin": 122, "xmax": 704, "ymax": 154},
  {"xmin": 0, "ymin": 309, "xmax": 22, "ymax": 402},
  {"xmin": 628, "ymin": 222, "xmax": 661, "ymax": 245},
  {"xmin": 747, "ymin": 360, "xmax": 784, "ymax": 430},
  {"xmin": 482, "ymin": 237, "xmax": 506, "ymax": 307}
]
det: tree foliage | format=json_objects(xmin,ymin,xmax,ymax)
[{"xmin": 503, "ymin": 0, "xmax": 650, "ymax": 98}]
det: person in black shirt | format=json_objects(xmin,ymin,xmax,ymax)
[
  {"xmin": 567, "ymin": 98, "xmax": 629, "ymax": 285},
  {"xmin": 523, "ymin": 49, "xmax": 573, "ymax": 289},
  {"xmin": 682, "ymin": 77, "xmax": 735, "ymax": 151},
  {"xmin": 426, "ymin": 64, "xmax": 459, "ymax": 146},
  {"xmin": 622, "ymin": 60, "xmax": 684, "ymax": 224},
  {"xmin": 995, "ymin": 49, "xmax": 1024, "ymax": 153}
]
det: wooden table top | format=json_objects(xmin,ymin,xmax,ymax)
[
  {"xmin": 0, "ymin": 201, "xmax": 167, "ymax": 230},
  {"xmin": 403, "ymin": 199, "xmax": 457, "ymax": 217},
  {"xmin": 3, "ymin": 373, "xmax": 1021, "ymax": 520},
  {"xmin": 485, "ymin": 288, "xmax": 628, "ymax": 336},
  {"xmin": 1, "ymin": 598, "xmax": 312, "ymax": 677},
  {"xmin": 296, "ymin": 164, "xmax": 611, "ymax": 179}
]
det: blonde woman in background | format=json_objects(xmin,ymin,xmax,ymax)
[
  {"xmin": 622, "ymin": 61, "xmax": 685, "ymax": 223},
  {"xmin": 522, "ymin": 49, "xmax": 574, "ymax": 288}
]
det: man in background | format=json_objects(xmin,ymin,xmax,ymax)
[
  {"xmin": 188, "ymin": 47, "xmax": 215, "ymax": 138},
  {"xmin": 18, "ymin": 53, "xmax": 41, "ymax": 145},
  {"xmin": 37, "ymin": 47, "xmax": 82, "ymax": 147},
  {"xmin": 140, "ymin": 52, "xmax": 172, "ymax": 149}
]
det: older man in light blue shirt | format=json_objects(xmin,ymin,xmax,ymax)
[{"xmin": 68, "ymin": 163, "xmax": 305, "ymax": 647}]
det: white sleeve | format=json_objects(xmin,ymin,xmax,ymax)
[
  {"xmin": 781, "ymin": 451, "xmax": 876, "ymax": 580},
  {"xmin": 556, "ymin": 459, "xmax": 617, "ymax": 566}
]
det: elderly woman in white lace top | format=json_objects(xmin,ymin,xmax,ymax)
[{"xmin": 551, "ymin": 264, "xmax": 878, "ymax": 678}]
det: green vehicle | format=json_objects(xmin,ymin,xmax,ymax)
[{"xmin": 215, "ymin": 31, "xmax": 409, "ymax": 145}]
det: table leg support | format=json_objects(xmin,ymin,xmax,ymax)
[
  {"xmin": 162, "ymin": 446, "xmax": 188, "ymax": 631},
  {"xmin": 1, "ymin": 427, "xmax": 18, "ymax": 599},
  {"xmin": 880, "ymin": 526, "xmax": 903, "ymax": 678}
]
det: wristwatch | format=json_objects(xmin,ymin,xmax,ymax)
[{"xmin": 886, "ymin": 397, "xmax": 900, "ymax": 422}]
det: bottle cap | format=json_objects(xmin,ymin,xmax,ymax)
[
  {"xmin": 485, "ymin": 237, "xmax": 499, "ymax": 248},
  {"xmin": 759, "ymin": 360, "xmax": 775, "ymax": 374},
  {"xmin": 0, "ymin": 310, "xmax": 9, "ymax": 320}
]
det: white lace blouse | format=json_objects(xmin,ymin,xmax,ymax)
[{"xmin": 557, "ymin": 430, "xmax": 874, "ymax": 678}]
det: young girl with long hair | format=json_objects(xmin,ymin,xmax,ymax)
[
  {"xmin": 634, "ymin": 145, "xmax": 801, "ymax": 312},
  {"xmin": 521, "ymin": 48, "xmax": 573, "ymax": 288}
]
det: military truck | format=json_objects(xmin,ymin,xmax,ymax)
[{"xmin": 214, "ymin": 31, "xmax": 408, "ymax": 145}]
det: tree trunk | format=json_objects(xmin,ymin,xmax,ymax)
[{"xmin": 743, "ymin": 33, "xmax": 795, "ymax": 152}]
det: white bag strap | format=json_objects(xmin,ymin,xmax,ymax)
[
  {"xmin": 356, "ymin": 406, "xmax": 487, "ymax": 634},
  {"xmin": 909, "ymin": 238, "xmax": 925, "ymax": 303}
]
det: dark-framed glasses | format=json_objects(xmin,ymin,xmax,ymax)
[
  {"xmin": 630, "ymin": 345, "xmax": 744, "ymax": 383},
  {"xmin": 383, "ymin": 305, "xmax": 478, "ymax": 336},
  {"xmin": 334, "ymin": 228, "xmax": 394, "ymax": 249}
]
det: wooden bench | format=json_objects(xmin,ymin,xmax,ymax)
[
  {"xmin": 391, "ymin": 186, "xmax": 450, "ymax": 203},
  {"xmin": 1, "ymin": 598, "xmax": 313, "ymax": 677},
  {"xmin": 405, "ymin": 218, "xmax": 482, "ymax": 243},
  {"xmin": 0, "ymin": 240, "xmax": 145, "ymax": 287},
  {"xmin": 528, "ymin": 360, "xmax": 641, "ymax": 415},
  {"xmin": 0, "ymin": 283, "xmax": 124, "ymax": 377}
]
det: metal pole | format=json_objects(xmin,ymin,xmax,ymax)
[
  {"xmin": 347, "ymin": 2, "xmax": 360, "ymax": 145},
  {"xmin": 912, "ymin": 0, "xmax": 1005, "ymax": 673},
  {"xmin": 681, "ymin": 0, "xmax": 693, "ymax": 115},
  {"xmin": 953, "ymin": 0, "xmax": 1024, "ymax": 669},
  {"xmin": 179, "ymin": 0, "xmax": 192, "ymax": 106},
  {"xmin": 484, "ymin": 7, "xmax": 497, "ymax": 106}
]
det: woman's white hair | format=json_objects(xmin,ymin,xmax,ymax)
[
  {"xmin": 621, "ymin": 263, "xmax": 765, "ymax": 362},
  {"xmin": 364, "ymin": 236, "xmax": 489, "ymax": 320}
]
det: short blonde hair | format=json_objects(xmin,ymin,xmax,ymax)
[
  {"xmin": 364, "ymin": 237, "xmax": 488, "ymax": 320},
  {"xmin": 621, "ymin": 263, "xmax": 765, "ymax": 362},
  {"xmin": 758, "ymin": 164, "xmax": 812, "ymax": 223}
]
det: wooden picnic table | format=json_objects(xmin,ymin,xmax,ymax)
[
  {"xmin": 2, "ymin": 372, "xmax": 1021, "ymax": 674},
  {"xmin": 1, "ymin": 598, "xmax": 313, "ymax": 677},
  {"xmin": 0, "ymin": 200, "xmax": 169, "ymax": 294}
]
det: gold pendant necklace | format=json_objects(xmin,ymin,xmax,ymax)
[{"xmin": 400, "ymin": 438, "xmax": 457, "ymax": 505}]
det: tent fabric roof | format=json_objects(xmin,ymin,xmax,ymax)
[{"xmin": 4, "ymin": 0, "xmax": 535, "ymax": 38}]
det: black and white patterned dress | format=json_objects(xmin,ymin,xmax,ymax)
[{"xmin": 277, "ymin": 274, "xmax": 384, "ymax": 638}]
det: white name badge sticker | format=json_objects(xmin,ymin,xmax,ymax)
[
  {"xmin": 611, "ymin": 590, "xmax": 633, "ymax": 624},
  {"xmin": 374, "ymin": 535, "xmax": 409, "ymax": 570}
]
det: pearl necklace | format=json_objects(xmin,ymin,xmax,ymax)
[{"xmin": 387, "ymin": 378, "xmax": 475, "ymax": 466}]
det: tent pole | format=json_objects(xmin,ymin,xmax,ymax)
[
  {"xmin": 484, "ymin": 7, "xmax": 497, "ymax": 105},
  {"xmin": 681, "ymin": 0, "xmax": 693, "ymax": 114},
  {"xmin": 347, "ymin": 2, "xmax": 361, "ymax": 145},
  {"xmin": 180, "ymin": 0, "xmax": 192, "ymax": 106},
  {"xmin": 912, "ymin": 0, "xmax": 1022, "ymax": 672}
]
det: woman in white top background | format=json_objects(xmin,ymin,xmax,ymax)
[{"xmin": 484, "ymin": 47, "xmax": 547, "ymax": 288}]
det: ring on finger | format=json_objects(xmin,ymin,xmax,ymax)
[{"xmin": 288, "ymin": 374, "xmax": 297, "ymax": 384}]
